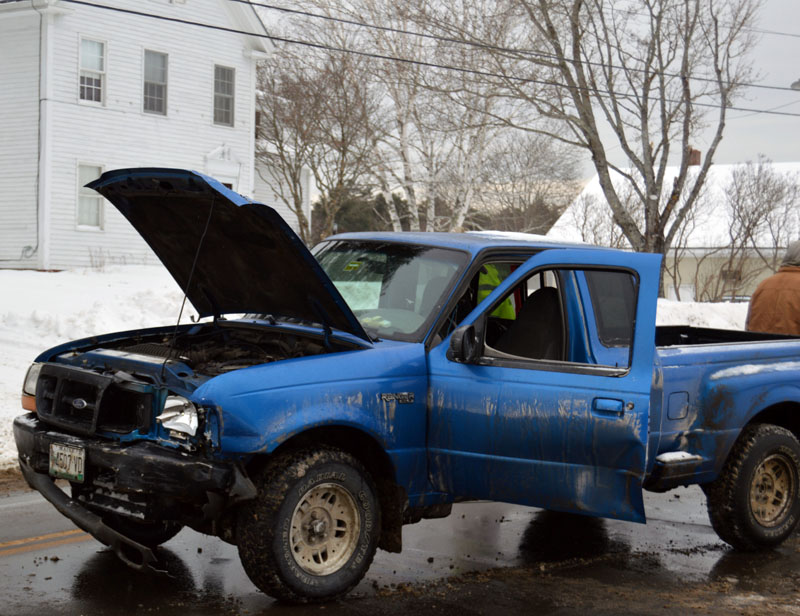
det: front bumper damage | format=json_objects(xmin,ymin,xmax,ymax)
[{"xmin": 14, "ymin": 413, "xmax": 256, "ymax": 570}]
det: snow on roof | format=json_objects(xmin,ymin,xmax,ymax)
[
  {"xmin": 547, "ymin": 162, "xmax": 800, "ymax": 249},
  {"xmin": 467, "ymin": 230, "xmax": 587, "ymax": 245}
]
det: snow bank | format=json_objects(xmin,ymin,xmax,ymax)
[
  {"xmin": 0, "ymin": 266, "xmax": 196, "ymax": 469},
  {"xmin": 657, "ymin": 299, "xmax": 747, "ymax": 330},
  {"xmin": 0, "ymin": 268, "xmax": 747, "ymax": 469}
]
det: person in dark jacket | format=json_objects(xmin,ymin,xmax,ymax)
[{"xmin": 746, "ymin": 240, "xmax": 800, "ymax": 335}]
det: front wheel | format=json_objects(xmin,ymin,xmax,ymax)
[
  {"xmin": 704, "ymin": 423, "xmax": 800, "ymax": 551},
  {"xmin": 236, "ymin": 447, "xmax": 380, "ymax": 602}
]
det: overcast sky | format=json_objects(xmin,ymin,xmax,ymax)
[
  {"xmin": 702, "ymin": 0, "xmax": 799, "ymax": 165},
  {"xmin": 592, "ymin": 0, "xmax": 799, "ymax": 172},
  {"xmin": 554, "ymin": 0, "xmax": 800, "ymax": 174}
]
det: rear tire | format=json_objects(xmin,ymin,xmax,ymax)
[
  {"xmin": 236, "ymin": 447, "xmax": 380, "ymax": 603},
  {"xmin": 704, "ymin": 423, "xmax": 800, "ymax": 551}
]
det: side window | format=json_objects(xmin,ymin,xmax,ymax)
[
  {"xmin": 214, "ymin": 65, "xmax": 235, "ymax": 126},
  {"xmin": 77, "ymin": 164, "xmax": 103, "ymax": 229},
  {"xmin": 143, "ymin": 50, "xmax": 168, "ymax": 115},
  {"xmin": 79, "ymin": 38, "xmax": 105, "ymax": 104},
  {"xmin": 484, "ymin": 269, "xmax": 563, "ymax": 362},
  {"xmin": 481, "ymin": 267, "xmax": 637, "ymax": 369},
  {"xmin": 583, "ymin": 270, "xmax": 636, "ymax": 347}
]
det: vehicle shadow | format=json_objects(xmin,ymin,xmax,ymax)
[
  {"xmin": 71, "ymin": 546, "xmax": 196, "ymax": 609},
  {"xmin": 517, "ymin": 509, "xmax": 631, "ymax": 565}
]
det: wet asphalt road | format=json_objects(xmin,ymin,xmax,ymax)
[{"xmin": 1, "ymin": 485, "xmax": 800, "ymax": 615}]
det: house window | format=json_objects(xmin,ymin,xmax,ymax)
[
  {"xmin": 214, "ymin": 65, "xmax": 235, "ymax": 126},
  {"xmin": 721, "ymin": 268, "xmax": 742, "ymax": 283},
  {"xmin": 143, "ymin": 50, "xmax": 168, "ymax": 115},
  {"xmin": 77, "ymin": 165, "xmax": 103, "ymax": 229},
  {"xmin": 79, "ymin": 38, "xmax": 105, "ymax": 103}
]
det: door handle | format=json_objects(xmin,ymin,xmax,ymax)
[{"xmin": 592, "ymin": 398, "xmax": 625, "ymax": 416}]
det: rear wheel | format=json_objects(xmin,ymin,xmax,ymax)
[
  {"xmin": 704, "ymin": 423, "xmax": 800, "ymax": 550},
  {"xmin": 236, "ymin": 447, "xmax": 380, "ymax": 603}
]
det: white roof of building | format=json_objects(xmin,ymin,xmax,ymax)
[{"xmin": 547, "ymin": 162, "xmax": 800, "ymax": 249}]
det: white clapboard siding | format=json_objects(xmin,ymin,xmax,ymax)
[
  {"xmin": 0, "ymin": 10, "xmax": 40, "ymax": 264},
  {"xmin": 0, "ymin": 0, "xmax": 269, "ymax": 269}
]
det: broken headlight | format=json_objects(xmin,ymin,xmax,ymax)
[{"xmin": 157, "ymin": 395, "xmax": 199, "ymax": 439}]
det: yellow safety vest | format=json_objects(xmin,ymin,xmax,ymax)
[{"xmin": 478, "ymin": 265, "xmax": 516, "ymax": 319}]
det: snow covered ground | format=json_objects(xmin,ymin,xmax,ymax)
[{"xmin": 0, "ymin": 266, "xmax": 748, "ymax": 469}]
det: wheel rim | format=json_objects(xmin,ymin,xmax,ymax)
[
  {"xmin": 749, "ymin": 452, "xmax": 796, "ymax": 527},
  {"xmin": 289, "ymin": 483, "xmax": 361, "ymax": 575}
]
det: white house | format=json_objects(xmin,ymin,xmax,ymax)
[{"xmin": 0, "ymin": 0, "xmax": 272, "ymax": 269}]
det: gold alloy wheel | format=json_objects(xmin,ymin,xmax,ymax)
[
  {"xmin": 750, "ymin": 453, "xmax": 796, "ymax": 527},
  {"xmin": 289, "ymin": 483, "xmax": 361, "ymax": 575}
]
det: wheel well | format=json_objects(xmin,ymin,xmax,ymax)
[
  {"xmin": 245, "ymin": 426, "xmax": 406, "ymax": 553},
  {"xmin": 747, "ymin": 402, "xmax": 800, "ymax": 441}
]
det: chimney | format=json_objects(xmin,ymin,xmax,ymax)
[{"xmin": 688, "ymin": 148, "xmax": 701, "ymax": 166}]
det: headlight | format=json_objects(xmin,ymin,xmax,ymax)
[
  {"xmin": 157, "ymin": 395, "xmax": 199, "ymax": 438},
  {"xmin": 22, "ymin": 363, "xmax": 42, "ymax": 396}
]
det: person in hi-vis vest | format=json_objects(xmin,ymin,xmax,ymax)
[{"xmin": 477, "ymin": 264, "xmax": 517, "ymax": 319}]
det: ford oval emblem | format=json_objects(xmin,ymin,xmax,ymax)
[{"xmin": 72, "ymin": 398, "xmax": 88, "ymax": 410}]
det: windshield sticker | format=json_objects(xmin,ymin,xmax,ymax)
[{"xmin": 344, "ymin": 261, "xmax": 362, "ymax": 272}]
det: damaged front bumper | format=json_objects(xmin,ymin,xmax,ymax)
[{"xmin": 13, "ymin": 413, "xmax": 255, "ymax": 569}]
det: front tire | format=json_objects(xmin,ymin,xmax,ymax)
[
  {"xmin": 237, "ymin": 447, "xmax": 380, "ymax": 602},
  {"xmin": 704, "ymin": 423, "xmax": 800, "ymax": 551}
]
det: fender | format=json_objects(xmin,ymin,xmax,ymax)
[
  {"xmin": 195, "ymin": 341, "xmax": 430, "ymax": 495},
  {"xmin": 699, "ymin": 377, "xmax": 800, "ymax": 477}
]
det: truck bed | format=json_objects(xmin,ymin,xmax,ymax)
[{"xmin": 655, "ymin": 325, "xmax": 797, "ymax": 348}]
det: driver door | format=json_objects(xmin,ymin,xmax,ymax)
[{"xmin": 426, "ymin": 249, "xmax": 661, "ymax": 522}]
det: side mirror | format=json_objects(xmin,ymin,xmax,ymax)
[{"xmin": 448, "ymin": 324, "xmax": 479, "ymax": 363}]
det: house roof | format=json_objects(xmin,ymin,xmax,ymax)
[
  {"xmin": 0, "ymin": 0, "xmax": 272, "ymax": 54},
  {"xmin": 547, "ymin": 162, "xmax": 800, "ymax": 249},
  {"xmin": 224, "ymin": 0, "xmax": 272, "ymax": 55}
]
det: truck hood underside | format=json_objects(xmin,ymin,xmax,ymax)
[{"xmin": 89, "ymin": 168, "xmax": 369, "ymax": 342}]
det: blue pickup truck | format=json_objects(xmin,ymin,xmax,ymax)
[{"xmin": 14, "ymin": 169, "xmax": 800, "ymax": 602}]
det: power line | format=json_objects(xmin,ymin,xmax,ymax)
[
  {"xmin": 59, "ymin": 0, "xmax": 800, "ymax": 119},
  {"xmin": 729, "ymin": 99, "xmax": 800, "ymax": 120},
  {"xmin": 739, "ymin": 26, "xmax": 800, "ymax": 39},
  {"xmin": 233, "ymin": 0, "xmax": 799, "ymax": 95}
]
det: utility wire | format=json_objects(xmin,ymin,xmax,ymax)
[
  {"xmin": 233, "ymin": 0, "xmax": 800, "ymax": 95},
  {"xmin": 60, "ymin": 0, "xmax": 800, "ymax": 119}
]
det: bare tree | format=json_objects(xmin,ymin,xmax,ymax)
[
  {"xmin": 255, "ymin": 0, "xmax": 587, "ymax": 236},
  {"xmin": 657, "ymin": 158, "xmax": 800, "ymax": 301},
  {"xmin": 470, "ymin": 133, "xmax": 582, "ymax": 233},
  {"xmin": 255, "ymin": 55, "xmax": 319, "ymax": 243},
  {"xmin": 565, "ymin": 191, "xmax": 639, "ymax": 248},
  {"xmin": 417, "ymin": 0, "xmax": 760, "ymax": 288},
  {"xmin": 688, "ymin": 158, "xmax": 800, "ymax": 301},
  {"xmin": 734, "ymin": 158, "xmax": 800, "ymax": 272},
  {"xmin": 306, "ymin": 53, "xmax": 385, "ymax": 241}
]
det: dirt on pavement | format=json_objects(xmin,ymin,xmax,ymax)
[{"xmin": 0, "ymin": 467, "xmax": 27, "ymax": 495}]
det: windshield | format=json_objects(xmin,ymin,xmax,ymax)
[{"xmin": 314, "ymin": 240, "xmax": 468, "ymax": 342}]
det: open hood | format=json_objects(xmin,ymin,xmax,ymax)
[{"xmin": 89, "ymin": 168, "xmax": 370, "ymax": 342}]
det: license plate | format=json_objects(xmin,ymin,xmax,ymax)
[{"xmin": 49, "ymin": 443, "xmax": 85, "ymax": 483}]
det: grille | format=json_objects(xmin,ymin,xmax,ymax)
[{"xmin": 36, "ymin": 364, "xmax": 154, "ymax": 436}]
